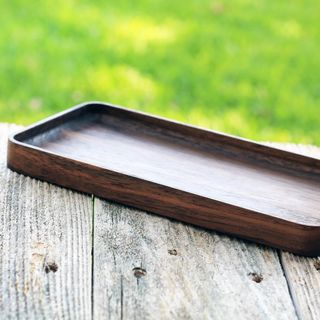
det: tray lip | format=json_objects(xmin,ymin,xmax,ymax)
[
  {"xmin": 7, "ymin": 101, "xmax": 320, "ymax": 228},
  {"xmin": 9, "ymin": 101, "xmax": 320, "ymax": 166}
]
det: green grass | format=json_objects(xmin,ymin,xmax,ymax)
[{"xmin": 1, "ymin": 0, "xmax": 320, "ymax": 145}]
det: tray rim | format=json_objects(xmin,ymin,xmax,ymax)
[
  {"xmin": 7, "ymin": 101, "xmax": 320, "ymax": 229},
  {"xmin": 9, "ymin": 101, "xmax": 320, "ymax": 167}
]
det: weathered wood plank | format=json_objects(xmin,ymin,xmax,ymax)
[
  {"xmin": 0, "ymin": 124, "xmax": 93, "ymax": 319},
  {"xmin": 280, "ymin": 253, "xmax": 320, "ymax": 320},
  {"xmin": 269, "ymin": 143, "xmax": 320, "ymax": 320},
  {"xmin": 2, "ymin": 122, "xmax": 319, "ymax": 319},
  {"xmin": 93, "ymin": 200, "xmax": 297, "ymax": 319}
]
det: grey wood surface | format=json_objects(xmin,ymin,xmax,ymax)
[
  {"xmin": 0, "ymin": 123, "xmax": 319, "ymax": 319},
  {"xmin": 93, "ymin": 201, "xmax": 296, "ymax": 320},
  {"xmin": 0, "ymin": 124, "xmax": 93, "ymax": 319},
  {"xmin": 268, "ymin": 143, "xmax": 320, "ymax": 320}
]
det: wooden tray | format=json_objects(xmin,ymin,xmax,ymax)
[{"xmin": 7, "ymin": 102, "xmax": 320, "ymax": 256}]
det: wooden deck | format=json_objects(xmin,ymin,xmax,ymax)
[{"xmin": 0, "ymin": 123, "xmax": 319, "ymax": 319}]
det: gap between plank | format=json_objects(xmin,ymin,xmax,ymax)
[
  {"xmin": 277, "ymin": 250, "xmax": 301, "ymax": 320},
  {"xmin": 91, "ymin": 194, "xmax": 95, "ymax": 320}
]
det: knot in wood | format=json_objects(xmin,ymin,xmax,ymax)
[
  {"xmin": 44, "ymin": 261, "xmax": 59, "ymax": 273},
  {"xmin": 248, "ymin": 272, "xmax": 263, "ymax": 283},
  {"xmin": 132, "ymin": 267, "xmax": 147, "ymax": 278}
]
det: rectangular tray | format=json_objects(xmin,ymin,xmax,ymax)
[{"xmin": 7, "ymin": 102, "xmax": 320, "ymax": 256}]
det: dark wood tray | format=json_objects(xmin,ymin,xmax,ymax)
[{"xmin": 7, "ymin": 102, "xmax": 320, "ymax": 255}]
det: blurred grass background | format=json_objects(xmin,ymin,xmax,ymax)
[{"xmin": 1, "ymin": 0, "xmax": 319, "ymax": 144}]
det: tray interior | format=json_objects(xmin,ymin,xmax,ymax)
[{"xmin": 20, "ymin": 108, "xmax": 320, "ymax": 226}]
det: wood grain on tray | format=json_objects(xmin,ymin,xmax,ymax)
[{"xmin": 7, "ymin": 102, "xmax": 320, "ymax": 255}]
